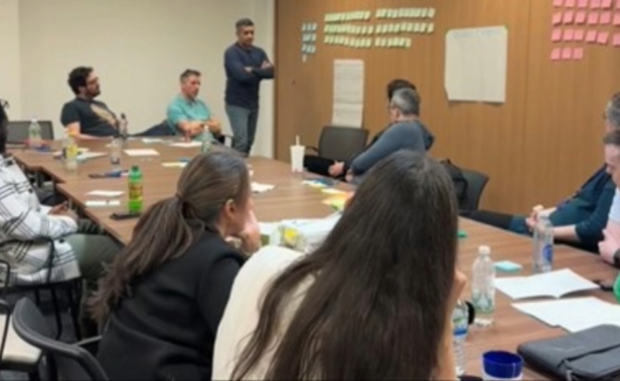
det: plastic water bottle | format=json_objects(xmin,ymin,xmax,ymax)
[
  {"xmin": 128, "ymin": 165, "xmax": 143, "ymax": 214},
  {"xmin": 472, "ymin": 245, "xmax": 495, "ymax": 327},
  {"xmin": 63, "ymin": 131, "xmax": 78, "ymax": 172},
  {"xmin": 532, "ymin": 215, "xmax": 554, "ymax": 274},
  {"xmin": 28, "ymin": 118, "xmax": 42, "ymax": 149},
  {"xmin": 109, "ymin": 137, "xmax": 122, "ymax": 170},
  {"xmin": 201, "ymin": 132, "xmax": 212, "ymax": 153},
  {"xmin": 452, "ymin": 300, "xmax": 469, "ymax": 376},
  {"xmin": 119, "ymin": 113, "xmax": 128, "ymax": 139}
]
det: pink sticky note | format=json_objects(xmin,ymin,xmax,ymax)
[
  {"xmin": 551, "ymin": 48, "xmax": 562, "ymax": 60},
  {"xmin": 592, "ymin": 0, "xmax": 602, "ymax": 7},
  {"xmin": 552, "ymin": 28, "xmax": 563, "ymax": 41},
  {"xmin": 598, "ymin": 30, "xmax": 610, "ymax": 43},
  {"xmin": 562, "ymin": 47, "xmax": 573, "ymax": 59},
  {"xmin": 601, "ymin": 11, "xmax": 612, "ymax": 22},
  {"xmin": 574, "ymin": 29, "xmax": 586, "ymax": 40},
  {"xmin": 613, "ymin": 13, "xmax": 620, "ymax": 24},
  {"xmin": 586, "ymin": 29, "xmax": 598, "ymax": 41},
  {"xmin": 573, "ymin": 47, "xmax": 584, "ymax": 59},
  {"xmin": 564, "ymin": 10, "xmax": 575, "ymax": 23},
  {"xmin": 553, "ymin": 12, "xmax": 563, "ymax": 25},
  {"xmin": 579, "ymin": 0, "xmax": 589, "ymax": 7},
  {"xmin": 613, "ymin": 32, "xmax": 620, "ymax": 46},
  {"xmin": 617, "ymin": 0, "xmax": 620, "ymax": 8},
  {"xmin": 576, "ymin": 10, "xmax": 588, "ymax": 23},
  {"xmin": 602, "ymin": 0, "xmax": 613, "ymax": 8},
  {"xmin": 588, "ymin": 12, "xmax": 600, "ymax": 23},
  {"xmin": 564, "ymin": 28, "xmax": 575, "ymax": 40},
  {"xmin": 567, "ymin": 0, "xmax": 577, "ymax": 6},
  {"xmin": 554, "ymin": 0, "xmax": 564, "ymax": 5}
]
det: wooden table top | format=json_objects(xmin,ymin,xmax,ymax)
[{"xmin": 11, "ymin": 140, "xmax": 620, "ymax": 379}]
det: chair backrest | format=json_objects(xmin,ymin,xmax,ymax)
[
  {"xmin": 7, "ymin": 120, "xmax": 55, "ymax": 143},
  {"xmin": 133, "ymin": 120, "xmax": 175, "ymax": 137},
  {"xmin": 460, "ymin": 168, "xmax": 490, "ymax": 212},
  {"xmin": 318, "ymin": 126, "xmax": 368, "ymax": 162},
  {"xmin": 12, "ymin": 298, "xmax": 108, "ymax": 381}
]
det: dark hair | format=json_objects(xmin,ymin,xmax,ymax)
[
  {"xmin": 67, "ymin": 66, "xmax": 93, "ymax": 95},
  {"xmin": 386, "ymin": 79, "xmax": 417, "ymax": 100},
  {"xmin": 180, "ymin": 69, "xmax": 201, "ymax": 81},
  {"xmin": 605, "ymin": 92, "xmax": 620, "ymax": 130},
  {"xmin": 235, "ymin": 18, "xmax": 254, "ymax": 30},
  {"xmin": 603, "ymin": 128, "xmax": 620, "ymax": 146},
  {"xmin": 233, "ymin": 150, "xmax": 458, "ymax": 380},
  {"xmin": 89, "ymin": 150, "xmax": 250, "ymax": 325},
  {"xmin": 0, "ymin": 102, "xmax": 7, "ymax": 154}
]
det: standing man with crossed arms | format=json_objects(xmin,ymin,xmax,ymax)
[{"xmin": 224, "ymin": 18, "xmax": 274, "ymax": 155}]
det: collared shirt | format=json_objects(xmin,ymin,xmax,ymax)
[
  {"xmin": 166, "ymin": 95, "xmax": 213, "ymax": 142},
  {"xmin": 0, "ymin": 155, "xmax": 80, "ymax": 285}
]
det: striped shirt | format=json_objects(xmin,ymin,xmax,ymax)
[{"xmin": 0, "ymin": 155, "xmax": 80, "ymax": 285}]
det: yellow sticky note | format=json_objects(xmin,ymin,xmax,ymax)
[
  {"xmin": 368, "ymin": 25, "xmax": 374, "ymax": 34},
  {"xmin": 405, "ymin": 38, "xmax": 412, "ymax": 48},
  {"xmin": 428, "ymin": 8, "xmax": 436, "ymax": 19},
  {"xmin": 420, "ymin": 8, "xmax": 429, "ymax": 18},
  {"xmin": 427, "ymin": 23, "xmax": 435, "ymax": 33}
]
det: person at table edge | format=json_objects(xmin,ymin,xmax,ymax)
[
  {"xmin": 60, "ymin": 66, "xmax": 121, "ymax": 140},
  {"xmin": 471, "ymin": 92, "xmax": 620, "ymax": 253},
  {"xmin": 224, "ymin": 18, "xmax": 274, "ymax": 155},
  {"xmin": 167, "ymin": 69, "xmax": 222, "ymax": 142},
  {"xmin": 341, "ymin": 87, "xmax": 432, "ymax": 184}
]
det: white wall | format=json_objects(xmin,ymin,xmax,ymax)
[
  {"xmin": 13, "ymin": 0, "xmax": 274, "ymax": 157},
  {"xmin": 0, "ymin": 0, "xmax": 22, "ymax": 118}
]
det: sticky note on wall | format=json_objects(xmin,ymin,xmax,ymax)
[
  {"xmin": 578, "ymin": 0, "xmax": 589, "ymax": 7},
  {"xmin": 564, "ymin": 10, "xmax": 575, "ymax": 23},
  {"xmin": 564, "ymin": 28, "xmax": 575, "ymax": 40},
  {"xmin": 574, "ymin": 29, "xmax": 586, "ymax": 40},
  {"xmin": 602, "ymin": 0, "xmax": 613, "ymax": 8},
  {"xmin": 554, "ymin": 0, "xmax": 564, "ymax": 5},
  {"xmin": 573, "ymin": 47, "xmax": 584, "ymax": 59},
  {"xmin": 614, "ymin": 13, "xmax": 620, "ymax": 25},
  {"xmin": 553, "ymin": 12, "xmax": 563, "ymax": 25},
  {"xmin": 552, "ymin": 28, "xmax": 563, "ymax": 41},
  {"xmin": 598, "ymin": 30, "xmax": 610, "ymax": 44},
  {"xmin": 588, "ymin": 12, "xmax": 600, "ymax": 24},
  {"xmin": 576, "ymin": 10, "xmax": 588, "ymax": 23},
  {"xmin": 591, "ymin": 0, "xmax": 602, "ymax": 7},
  {"xmin": 567, "ymin": 0, "xmax": 577, "ymax": 6},
  {"xmin": 613, "ymin": 32, "xmax": 620, "ymax": 46},
  {"xmin": 601, "ymin": 11, "xmax": 612, "ymax": 23},
  {"xmin": 562, "ymin": 47, "xmax": 573, "ymax": 59},
  {"xmin": 551, "ymin": 47, "xmax": 562, "ymax": 60},
  {"xmin": 586, "ymin": 29, "xmax": 598, "ymax": 41}
]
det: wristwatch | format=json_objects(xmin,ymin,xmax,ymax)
[{"xmin": 613, "ymin": 249, "xmax": 620, "ymax": 268}]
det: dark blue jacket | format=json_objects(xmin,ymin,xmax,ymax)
[{"xmin": 224, "ymin": 43, "xmax": 274, "ymax": 110}]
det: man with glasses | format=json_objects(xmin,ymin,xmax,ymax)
[{"xmin": 60, "ymin": 66, "xmax": 120, "ymax": 140}]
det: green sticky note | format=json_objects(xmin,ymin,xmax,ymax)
[{"xmin": 458, "ymin": 230, "xmax": 467, "ymax": 238}]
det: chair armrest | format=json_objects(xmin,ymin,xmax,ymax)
[{"xmin": 76, "ymin": 335, "xmax": 101, "ymax": 356}]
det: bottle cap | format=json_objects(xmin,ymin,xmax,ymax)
[{"xmin": 478, "ymin": 245, "xmax": 491, "ymax": 255}]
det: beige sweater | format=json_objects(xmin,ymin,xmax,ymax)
[{"xmin": 212, "ymin": 245, "xmax": 308, "ymax": 380}]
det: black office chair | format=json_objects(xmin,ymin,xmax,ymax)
[
  {"xmin": 12, "ymin": 298, "xmax": 108, "ymax": 381},
  {"xmin": 304, "ymin": 126, "xmax": 369, "ymax": 175},
  {"xmin": 460, "ymin": 168, "xmax": 490, "ymax": 213},
  {"xmin": 6, "ymin": 120, "xmax": 54, "ymax": 144}
]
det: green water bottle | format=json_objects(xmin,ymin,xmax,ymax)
[
  {"xmin": 128, "ymin": 165, "xmax": 143, "ymax": 213},
  {"xmin": 614, "ymin": 272, "xmax": 620, "ymax": 303}
]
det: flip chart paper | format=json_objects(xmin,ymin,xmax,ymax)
[
  {"xmin": 444, "ymin": 26, "xmax": 508, "ymax": 103},
  {"xmin": 332, "ymin": 59, "xmax": 364, "ymax": 127}
]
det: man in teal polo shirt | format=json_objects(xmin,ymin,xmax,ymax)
[{"xmin": 167, "ymin": 69, "xmax": 221, "ymax": 142}]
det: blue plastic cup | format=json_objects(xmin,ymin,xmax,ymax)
[{"xmin": 482, "ymin": 351, "xmax": 523, "ymax": 380}]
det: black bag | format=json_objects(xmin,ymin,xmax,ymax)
[
  {"xmin": 518, "ymin": 324, "xmax": 620, "ymax": 381},
  {"xmin": 441, "ymin": 159, "xmax": 469, "ymax": 210}
]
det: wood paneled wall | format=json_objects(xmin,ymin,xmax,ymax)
[{"xmin": 273, "ymin": 0, "xmax": 620, "ymax": 213}]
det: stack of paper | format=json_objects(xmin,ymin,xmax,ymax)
[
  {"xmin": 513, "ymin": 297, "xmax": 620, "ymax": 333},
  {"xmin": 495, "ymin": 269, "xmax": 599, "ymax": 300},
  {"xmin": 124, "ymin": 149, "xmax": 160, "ymax": 157},
  {"xmin": 251, "ymin": 182, "xmax": 275, "ymax": 193}
]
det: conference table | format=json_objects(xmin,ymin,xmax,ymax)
[{"xmin": 11, "ymin": 139, "xmax": 620, "ymax": 379}]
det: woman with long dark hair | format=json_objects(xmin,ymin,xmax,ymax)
[
  {"xmin": 213, "ymin": 150, "xmax": 466, "ymax": 380},
  {"xmin": 90, "ymin": 150, "xmax": 260, "ymax": 380}
]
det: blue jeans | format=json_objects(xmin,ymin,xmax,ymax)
[{"xmin": 225, "ymin": 104, "xmax": 259, "ymax": 155}]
